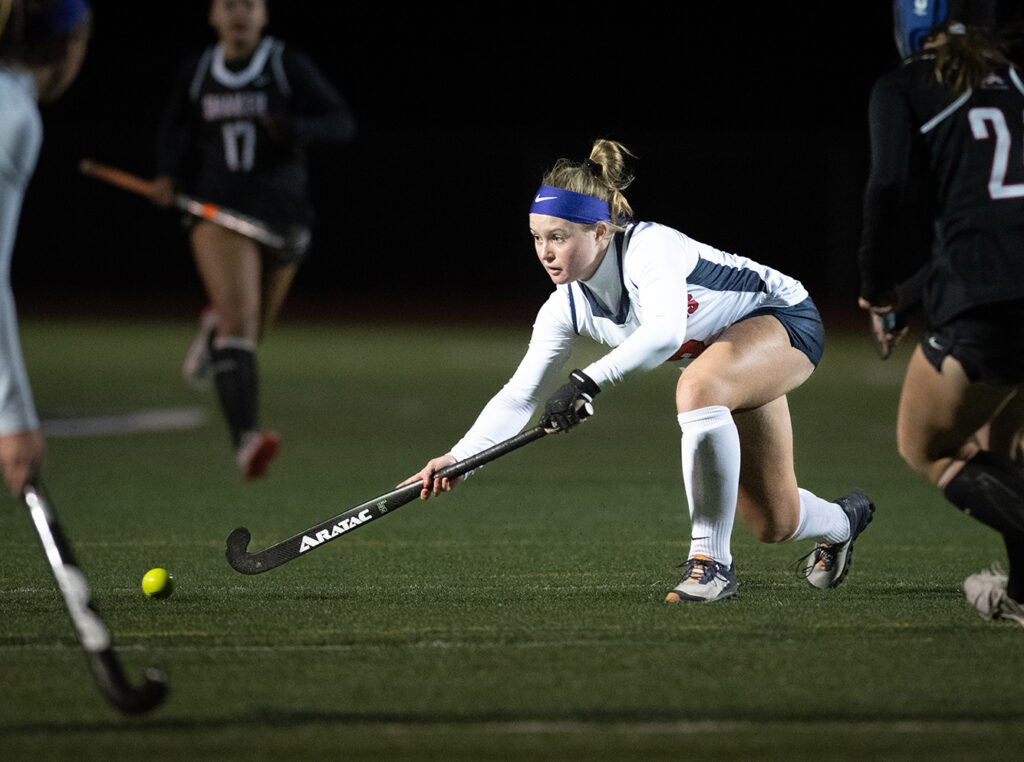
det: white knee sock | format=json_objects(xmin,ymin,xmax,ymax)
[
  {"xmin": 785, "ymin": 488, "xmax": 851, "ymax": 544},
  {"xmin": 678, "ymin": 405, "xmax": 740, "ymax": 566}
]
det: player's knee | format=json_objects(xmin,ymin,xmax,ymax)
[
  {"xmin": 742, "ymin": 504, "xmax": 797, "ymax": 544},
  {"xmin": 755, "ymin": 519, "xmax": 796, "ymax": 545},
  {"xmin": 896, "ymin": 437, "xmax": 947, "ymax": 485},
  {"xmin": 214, "ymin": 307, "xmax": 260, "ymax": 342},
  {"xmin": 676, "ymin": 371, "xmax": 731, "ymax": 413}
]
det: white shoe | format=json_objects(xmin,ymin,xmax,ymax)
[
  {"xmin": 182, "ymin": 307, "xmax": 218, "ymax": 390},
  {"xmin": 962, "ymin": 564, "xmax": 1024, "ymax": 628},
  {"xmin": 665, "ymin": 555, "xmax": 737, "ymax": 602},
  {"xmin": 801, "ymin": 490, "xmax": 875, "ymax": 590}
]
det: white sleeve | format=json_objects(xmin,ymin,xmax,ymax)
[
  {"xmin": 0, "ymin": 74, "xmax": 42, "ymax": 435},
  {"xmin": 0, "ymin": 285, "xmax": 38, "ymax": 435},
  {"xmin": 449, "ymin": 293, "xmax": 576, "ymax": 460},
  {"xmin": 583, "ymin": 229, "xmax": 690, "ymax": 387}
]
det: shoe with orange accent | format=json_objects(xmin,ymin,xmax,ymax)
[
  {"xmin": 237, "ymin": 430, "xmax": 280, "ymax": 481},
  {"xmin": 665, "ymin": 555, "xmax": 737, "ymax": 602},
  {"xmin": 963, "ymin": 564, "xmax": 1024, "ymax": 628}
]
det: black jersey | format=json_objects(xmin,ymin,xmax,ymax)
[
  {"xmin": 858, "ymin": 55, "xmax": 1024, "ymax": 327},
  {"xmin": 157, "ymin": 37, "xmax": 356, "ymax": 231}
]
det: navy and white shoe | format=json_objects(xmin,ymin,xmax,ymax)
[
  {"xmin": 665, "ymin": 555, "xmax": 737, "ymax": 602},
  {"xmin": 801, "ymin": 490, "xmax": 875, "ymax": 590}
]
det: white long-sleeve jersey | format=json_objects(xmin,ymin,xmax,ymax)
[
  {"xmin": 0, "ymin": 66, "xmax": 42, "ymax": 435},
  {"xmin": 449, "ymin": 221, "xmax": 808, "ymax": 461}
]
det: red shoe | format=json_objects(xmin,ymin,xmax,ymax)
[{"xmin": 237, "ymin": 431, "xmax": 280, "ymax": 481}]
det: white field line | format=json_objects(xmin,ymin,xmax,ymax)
[{"xmin": 40, "ymin": 407, "xmax": 207, "ymax": 437}]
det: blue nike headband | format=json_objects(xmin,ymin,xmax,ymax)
[{"xmin": 530, "ymin": 185, "xmax": 610, "ymax": 225}]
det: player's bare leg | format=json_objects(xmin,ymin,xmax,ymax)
[
  {"xmin": 897, "ymin": 346, "xmax": 1024, "ymax": 623},
  {"xmin": 259, "ymin": 261, "xmax": 298, "ymax": 340},
  {"xmin": 970, "ymin": 389, "xmax": 1024, "ymax": 469},
  {"xmin": 678, "ymin": 314, "xmax": 814, "ymax": 541},
  {"xmin": 896, "ymin": 346, "xmax": 1015, "ymax": 486},
  {"xmin": 666, "ymin": 315, "xmax": 871, "ymax": 601},
  {"xmin": 191, "ymin": 221, "xmax": 279, "ymax": 479},
  {"xmin": 733, "ymin": 395, "xmax": 801, "ymax": 542}
]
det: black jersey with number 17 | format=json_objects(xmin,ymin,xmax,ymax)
[
  {"xmin": 858, "ymin": 56, "xmax": 1024, "ymax": 326},
  {"xmin": 157, "ymin": 36, "xmax": 356, "ymax": 232}
]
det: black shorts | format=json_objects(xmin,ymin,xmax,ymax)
[
  {"xmin": 180, "ymin": 214, "xmax": 311, "ymax": 266},
  {"xmin": 921, "ymin": 301, "xmax": 1024, "ymax": 384}
]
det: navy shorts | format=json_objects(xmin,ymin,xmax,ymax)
[
  {"xmin": 740, "ymin": 297, "xmax": 825, "ymax": 367},
  {"xmin": 921, "ymin": 301, "xmax": 1024, "ymax": 384}
]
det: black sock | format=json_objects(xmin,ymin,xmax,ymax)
[
  {"xmin": 944, "ymin": 450, "xmax": 1024, "ymax": 598},
  {"xmin": 211, "ymin": 345, "xmax": 258, "ymax": 448},
  {"xmin": 943, "ymin": 451, "xmax": 1024, "ymax": 535}
]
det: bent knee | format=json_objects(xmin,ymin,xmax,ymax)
[
  {"xmin": 755, "ymin": 522, "xmax": 797, "ymax": 545},
  {"xmin": 742, "ymin": 503, "xmax": 799, "ymax": 544},
  {"xmin": 896, "ymin": 438, "xmax": 958, "ymax": 486},
  {"xmin": 676, "ymin": 372, "xmax": 733, "ymax": 412}
]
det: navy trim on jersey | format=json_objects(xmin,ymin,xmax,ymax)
[
  {"xmin": 575, "ymin": 226, "xmax": 635, "ymax": 327},
  {"xmin": 687, "ymin": 257, "xmax": 768, "ymax": 293}
]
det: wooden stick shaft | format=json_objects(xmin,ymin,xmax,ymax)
[{"xmin": 79, "ymin": 159, "xmax": 157, "ymax": 199}]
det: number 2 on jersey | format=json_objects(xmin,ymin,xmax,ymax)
[{"xmin": 969, "ymin": 107, "xmax": 1024, "ymax": 199}]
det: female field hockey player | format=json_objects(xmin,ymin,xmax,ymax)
[
  {"xmin": 0, "ymin": 0, "xmax": 90, "ymax": 496},
  {"xmin": 152, "ymin": 0, "xmax": 356, "ymax": 481},
  {"xmin": 403, "ymin": 139, "xmax": 874, "ymax": 603},
  {"xmin": 859, "ymin": 0, "xmax": 1024, "ymax": 627}
]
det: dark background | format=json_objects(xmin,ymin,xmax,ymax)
[{"xmin": 11, "ymin": 2, "xmax": 927, "ymax": 322}]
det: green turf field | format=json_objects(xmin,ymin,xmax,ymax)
[{"xmin": 1, "ymin": 313, "xmax": 1022, "ymax": 760}]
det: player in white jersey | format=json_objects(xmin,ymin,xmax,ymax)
[
  {"xmin": 403, "ymin": 139, "xmax": 875, "ymax": 602},
  {"xmin": 0, "ymin": 0, "xmax": 90, "ymax": 495}
]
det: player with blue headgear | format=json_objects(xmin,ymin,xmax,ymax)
[
  {"xmin": 892, "ymin": 0, "xmax": 1001, "ymax": 59},
  {"xmin": 862, "ymin": 1, "xmax": 1024, "ymax": 628},
  {"xmin": 893, "ymin": 0, "xmax": 948, "ymax": 58}
]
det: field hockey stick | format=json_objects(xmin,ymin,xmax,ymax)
[
  {"xmin": 226, "ymin": 424, "xmax": 552, "ymax": 574},
  {"xmin": 24, "ymin": 482, "xmax": 168, "ymax": 714},
  {"xmin": 870, "ymin": 311, "xmax": 897, "ymax": 360},
  {"xmin": 78, "ymin": 158, "xmax": 291, "ymax": 251}
]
